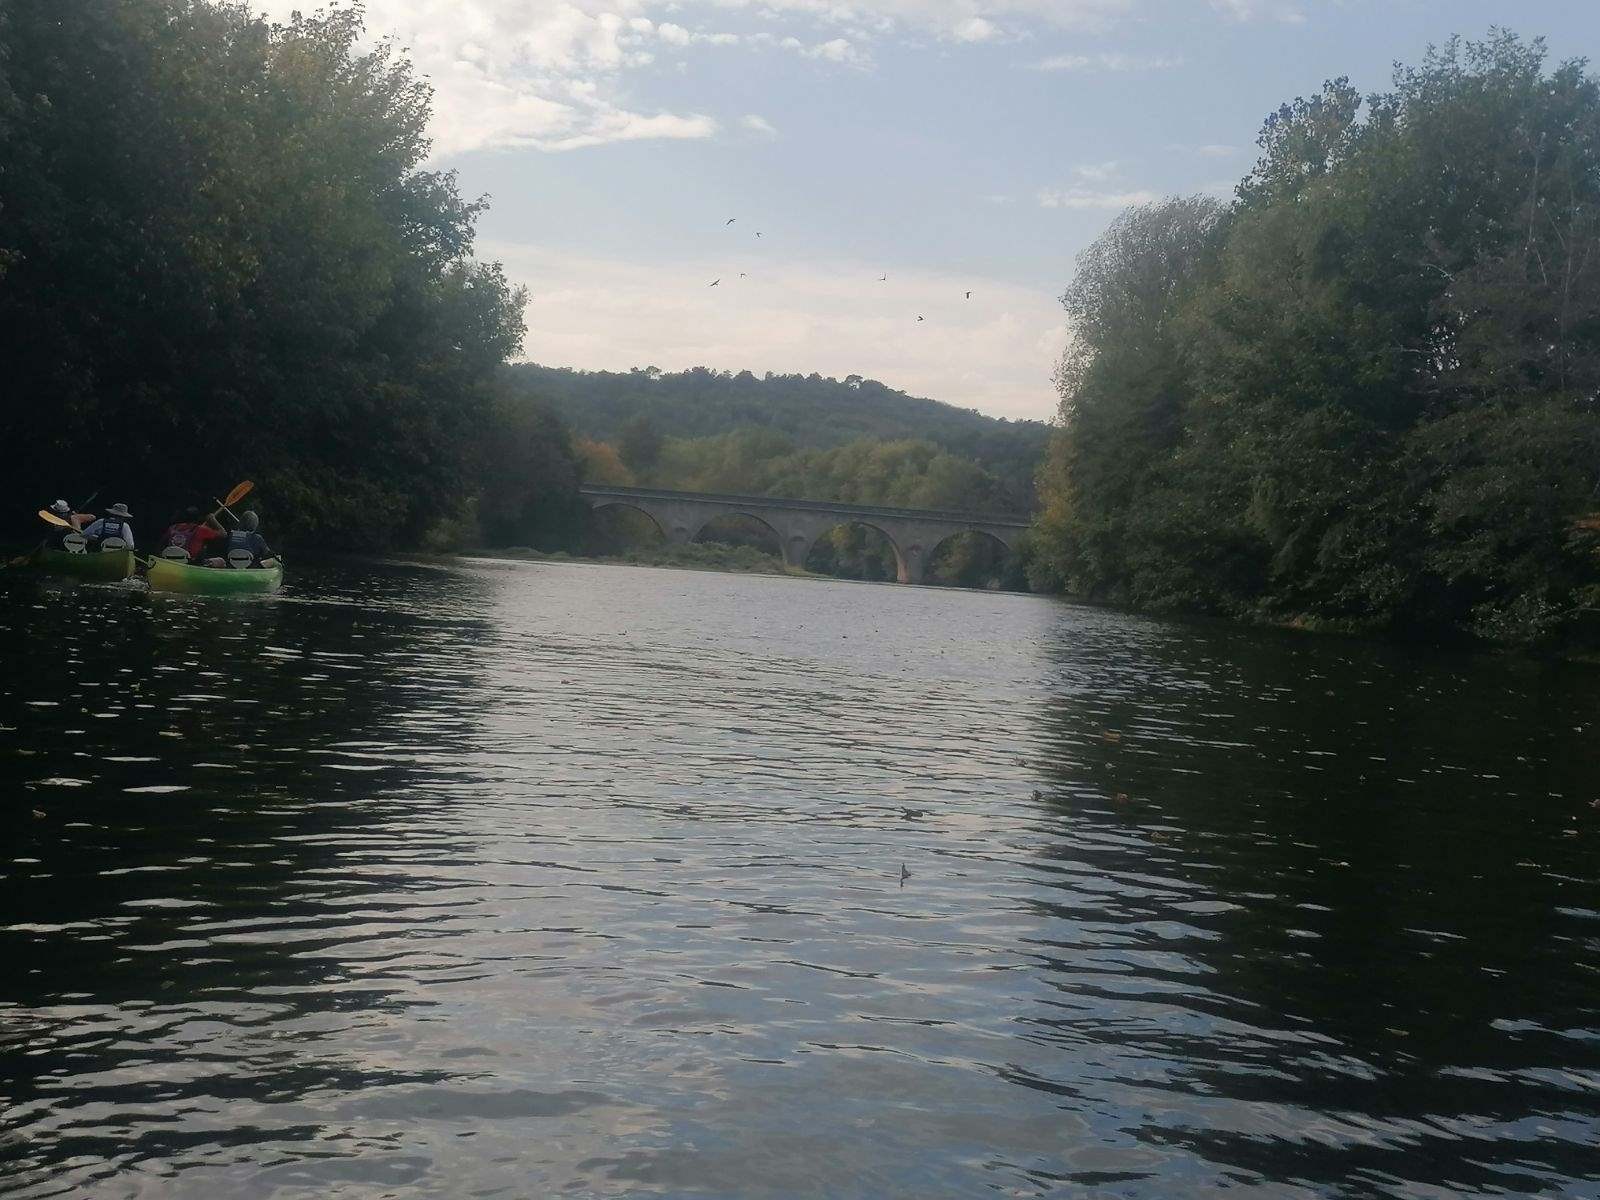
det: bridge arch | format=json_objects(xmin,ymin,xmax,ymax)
[
  {"xmin": 925, "ymin": 529, "xmax": 1017, "ymax": 588},
  {"xmin": 589, "ymin": 501, "xmax": 668, "ymax": 547},
  {"xmin": 692, "ymin": 512, "xmax": 785, "ymax": 560},
  {"xmin": 804, "ymin": 520, "xmax": 912, "ymax": 584}
]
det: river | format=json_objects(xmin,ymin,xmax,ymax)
[{"xmin": 1, "ymin": 558, "xmax": 1597, "ymax": 1198}]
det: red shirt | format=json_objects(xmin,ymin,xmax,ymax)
[
  {"xmin": 186, "ymin": 523, "xmax": 222, "ymax": 559},
  {"xmin": 162, "ymin": 522, "xmax": 223, "ymax": 560}
]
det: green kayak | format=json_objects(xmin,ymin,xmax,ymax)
[
  {"xmin": 147, "ymin": 556, "xmax": 283, "ymax": 595},
  {"xmin": 24, "ymin": 546, "xmax": 137, "ymax": 581}
]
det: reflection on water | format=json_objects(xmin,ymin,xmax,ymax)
[{"xmin": 1, "ymin": 559, "xmax": 1596, "ymax": 1198}]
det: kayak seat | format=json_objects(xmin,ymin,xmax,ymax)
[
  {"xmin": 99, "ymin": 536, "xmax": 127, "ymax": 552},
  {"xmin": 160, "ymin": 545, "xmax": 189, "ymax": 561},
  {"xmin": 62, "ymin": 533, "xmax": 89, "ymax": 554},
  {"xmin": 226, "ymin": 548, "xmax": 254, "ymax": 570}
]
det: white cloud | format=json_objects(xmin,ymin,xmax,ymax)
[
  {"xmin": 1209, "ymin": 0, "xmax": 1306, "ymax": 24},
  {"xmin": 490, "ymin": 241, "xmax": 1067, "ymax": 420},
  {"xmin": 1037, "ymin": 186, "xmax": 1159, "ymax": 209},
  {"xmin": 1073, "ymin": 159, "xmax": 1123, "ymax": 182},
  {"xmin": 540, "ymin": 109, "xmax": 719, "ymax": 152},
  {"xmin": 950, "ymin": 17, "xmax": 999, "ymax": 43},
  {"xmin": 805, "ymin": 37, "xmax": 871, "ymax": 66},
  {"xmin": 740, "ymin": 113, "xmax": 779, "ymax": 137},
  {"xmin": 1031, "ymin": 51, "xmax": 1182, "ymax": 71},
  {"xmin": 241, "ymin": 1, "xmax": 1190, "ymax": 157}
]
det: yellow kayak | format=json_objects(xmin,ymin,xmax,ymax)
[
  {"xmin": 24, "ymin": 547, "xmax": 137, "ymax": 581},
  {"xmin": 146, "ymin": 557, "xmax": 283, "ymax": 595}
]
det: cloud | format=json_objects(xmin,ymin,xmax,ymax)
[
  {"xmin": 950, "ymin": 17, "xmax": 999, "ymax": 43},
  {"xmin": 249, "ymin": 0, "xmax": 722, "ymax": 157},
  {"xmin": 241, "ymin": 1, "xmax": 1171, "ymax": 157},
  {"xmin": 1073, "ymin": 160, "xmax": 1123, "ymax": 182},
  {"xmin": 539, "ymin": 109, "xmax": 719, "ymax": 152},
  {"xmin": 488, "ymin": 241, "xmax": 1067, "ymax": 420},
  {"xmin": 740, "ymin": 113, "xmax": 779, "ymax": 137},
  {"xmin": 1031, "ymin": 51, "xmax": 1182, "ymax": 71},
  {"xmin": 1037, "ymin": 187, "xmax": 1159, "ymax": 209},
  {"xmin": 804, "ymin": 37, "xmax": 872, "ymax": 66},
  {"xmin": 1209, "ymin": 0, "xmax": 1306, "ymax": 24}
]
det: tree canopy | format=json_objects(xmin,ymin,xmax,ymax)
[
  {"xmin": 1034, "ymin": 32, "xmax": 1600, "ymax": 645},
  {"xmin": 504, "ymin": 363, "xmax": 1048, "ymax": 511},
  {"xmin": 0, "ymin": 0, "xmax": 530, "ymax": 548}
]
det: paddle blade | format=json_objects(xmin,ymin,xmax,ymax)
[
  {"xmin": 223, "ymin": 480, "xmax": 254, "ymax": 507},
  {"xmin": 38, "ymin": 509, "xmax": 71, "ymax": 528}
]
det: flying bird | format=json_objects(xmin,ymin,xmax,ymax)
[
  {"xmin": 739, "ymin": 272, "xmax": 748, "ymax": 278},
  {"xmin": 916, "ymin": 315, "xmax": 924, "ymax": 322},
  {"xmin": 756, "ymin": 232, "xmax": 763, "ymax": 238},
  {"xmin": 725, "ymin": 218, "xmax": 736, "ymax": 225},
  {"xmin": 878, "ymin": 274, "xmax": 887, "ymax": 282},
  {"xmin": 965, "ymin": 291, "xmax": 972, "ymax": 299},
  {"xmin": 708, "ymin": 279, "xmax": 720, "ymax": 287}
]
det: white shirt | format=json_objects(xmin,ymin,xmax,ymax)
[{"xmin": 83, "ymin": 518, "xmax": 136, "ymax": 550}]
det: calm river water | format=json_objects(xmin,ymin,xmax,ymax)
[{"xmin": 1, "ymin": 559, "xmax": 1597, "ymax": 1198}]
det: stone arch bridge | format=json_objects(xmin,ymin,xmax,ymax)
[{"xmin": 579, "ymin": 484, "xmax": 1031, "ymax": 585}]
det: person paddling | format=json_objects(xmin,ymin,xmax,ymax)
[
  {"xmin": 215, "ymin": 510, "xmax": 273, "ymax": 568},
  {"xmin": 82, "ymin": 503, "xmax": 136, "ymax": 551},
  {"xmin": 160, "ymin": 507, "xmax": 224, "ymax": 561},
  {"xmin": 42, "ymin": 500, "xmax": 93, "ymax": 548}
]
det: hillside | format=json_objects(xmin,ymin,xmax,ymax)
[{"xmin": 501, "ymin": 363, "xmax": 1050, "ymax": 509}]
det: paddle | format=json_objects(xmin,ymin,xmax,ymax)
[
  {"xmin": 211, "ymin": 480, "xmax": 254, "ymax": 524},
  {"xmin": 7, "ymin": 509, "xmax": 73, "ymax": 568}
]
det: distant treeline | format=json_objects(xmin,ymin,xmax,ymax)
[
  {"xmin": 1033, "ymin": 33, "xmax": 1600, "ymax": 646},
  {"xmin": 503, "ymin": 364, "xmax": 1049, "ymax": 512}
]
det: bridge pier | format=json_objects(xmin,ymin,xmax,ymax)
[
  {"xmin": 898, "ymin": 542, "xmax": 927, "ymax": 586},
  {"xmin": 780, "ymin": 533, "xmax": 814, "ymax": 572}
]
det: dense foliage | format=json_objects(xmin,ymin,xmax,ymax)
[
  {"xmin": 1034, "ymin": 33, "xmax": 1600, "ymax": 645},
  {"xmin": 504, "ymin": 364, "xmax": 1048, "ymax": 511},
  {"xmin": 0, "ymin": 0, "xmax": 532, "ymax": 548}
]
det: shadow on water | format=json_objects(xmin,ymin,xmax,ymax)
[
  {"xmin": 0, "ymin": 561, "xmax": 502, "ymax": 1194},
  {"xmin": 1021, "ymin": 620, "xmax": 1600, "ymax": 1196}
]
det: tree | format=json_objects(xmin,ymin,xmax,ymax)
[
  {"xmin": 0, "ymin": 0, "xmax": 533, "ymax": 548},
  {"xmin": 1033, "ymin": 31, "xmax": 1600, "ymax": 644},
  {"xmin": 618, "ymin": 413, "xmax": 664, "ymax": 473},
  {"xmin": 480, "ymin": 395, "xmax": 585, "ymax": 550}
]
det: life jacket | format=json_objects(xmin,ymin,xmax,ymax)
[
  {"xmin": 223, "ymin": 528, "xmax": 260, "ymax": 563},
  {"xmin": 97, "ymin": 517, "xmax": 126, "ymax": 545}
]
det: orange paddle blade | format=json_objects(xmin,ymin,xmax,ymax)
[
  {"xmin": 223, "ymin": 480, "xmax": 254, "ymax": 507},
  {"xmin": 38, "ymin": 509, "xmax": 71, "ymax": 528}
]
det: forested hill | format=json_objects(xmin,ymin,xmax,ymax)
[{"xmin": 501, "ymin": 364, "xmax": 1049, "ymax": 504}]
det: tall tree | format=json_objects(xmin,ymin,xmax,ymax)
[
  {"xmin": 0, "ymin": 0, "xmax": 529, "ymax": 547},
  {"xmin": 1034, "ymin": 32, "xmax": 1600, "ymax": 644}
]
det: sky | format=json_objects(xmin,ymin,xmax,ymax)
[{"xmin": 250, "ymin": 1, "xmax": 1598, "ymax": 421}]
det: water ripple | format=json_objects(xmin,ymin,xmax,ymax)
[{"xmin": 1, "ymin": 559, "xmax": 1597, "ymax": 1198}]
